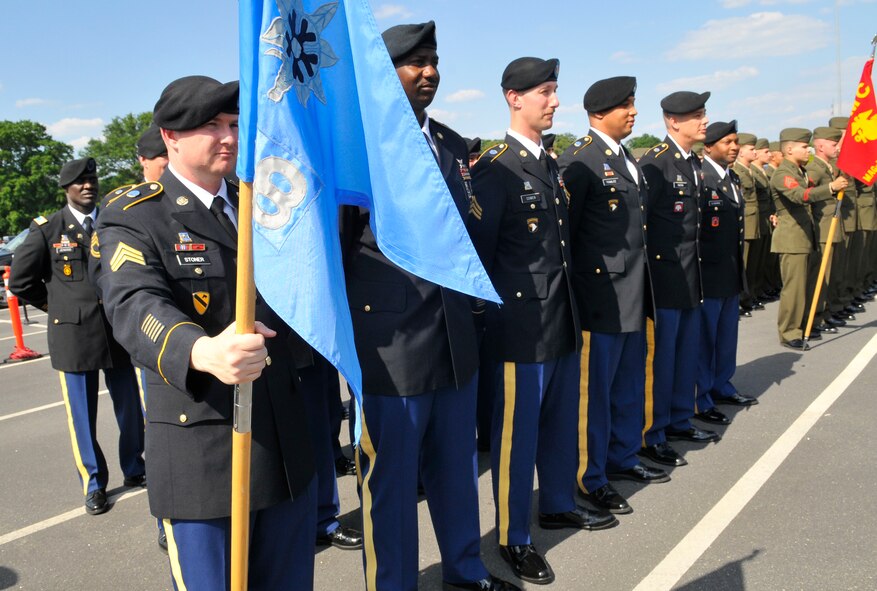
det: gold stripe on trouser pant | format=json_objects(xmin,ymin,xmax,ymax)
[
  {"xmin": 576, "ymin": 332, "xmax": 591, "ymax": 493},
  {"xmin": 58, "ymin": 372, "xmax": 91, "ymax": 495},
  {"xmin": 163, "ymin": 519, "xmax": 188, "ymax": 591},
  {"xmin": 642, "ymin": 319, "xmax": 656, "ymax": 447},
  {"xmin": 497, "ymin": 362, "xmax": 517, "ymax": 546},
  {"xmin": 356, "ymin": 407, "xmax": 379, "ymax": 591},
  {"xmin": 134, "ymin": 367, "xmax": 147, "ymax": 414},
  {"xmin": 777, "ymin": 252, "xmax": 818, "ymax": 342}
]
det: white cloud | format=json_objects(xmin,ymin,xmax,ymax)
[
  {"xmin": 722, "ymin": 0, "xmax": 812, "ymax": 7},
  {"xmin": 15, "ymin": 97, "xmax": 54, "ymax": 108},
  {"xmin": 428, "ymin": 108, "xmax": 460, "ymax": 123},
  {"xmin": 46, "ymin": 117, "xmax": 104, "ymax": 139},
  {"xmin": 610, "ymin": 51, "xmax": 639, "ymax": 64},
  {"xmin": 373, "ymin": 4, "xmax": 413, "ymax": 20},
  {"xmin": 656, "ymin": 66, "xmax": 760, "ymax": 92},
  {"xmin": 445, "ymin": 89, "xmax": 485, "ymax": 104},
  {"xmin": 69, "ymin": 135, "xmax": 96, "ymax": 153},
  {"xmin": 665, "ymin": 12, "xmax": 829, "ymax": 61}
]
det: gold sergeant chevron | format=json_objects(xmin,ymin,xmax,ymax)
[{"xmin": 109, "ymin": 241, "xmax": 146, "ymax": 272}]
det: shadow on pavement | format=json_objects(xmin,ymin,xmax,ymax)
[
  {"xmin": 674, "ymin": 548, "xmax": 762, "ymax": 591},
  {"xmin": 0, "ymin": 566, "xmax": 19, "ymax": 589},
  {"xmin": 735, "ymin": 352, "xmax": 800, "ymax": 398}
]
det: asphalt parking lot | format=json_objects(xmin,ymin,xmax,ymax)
[{"xmin": 1, "ymin": 299, "xmax": 875, "ymax": 590}]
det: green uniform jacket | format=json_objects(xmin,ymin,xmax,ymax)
[
  {"xmin": 856, "ymin": 180, "xmax": 877, "ymax": 230},
  {"xmin": 732, "ymin": 161, "xmax": 760, "ymax": 240},
  {"xmin": 806, "ymin": 156, "xmax": 843, "ymax": 244},
  {"xmin": 751, "ymin": 164, "xmax": 775, "ymax": 235},
  {"xmin": 771, "ymin": 159, "xmax": 833, "ymax": 254}
]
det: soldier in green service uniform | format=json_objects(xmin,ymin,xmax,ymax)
[
  {"xmin": 752, "ymin": 138, "xmax": 778, "ymax": 301},
  {"xmin": 732, "ymin": 133, "xmax": 763, "ymax": 314},
  {"xmin": 806, "ymin": 127, "xmax": 848, "ymax": 332},
  {"xmin": 770, "ymin": 128, "xmax": 847, "ymax": 350},
  {"xmin": 762, "ymin": 139, "xmax": 784, "ymax": 295}
]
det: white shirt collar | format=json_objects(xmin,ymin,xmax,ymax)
[
  {"xmin": 589, "ymin": 127, "xmax": 622, "ymax": 156},
  {"xmin": 668, "ymin": 135, "xmax": 692, "ymax": 160},
  {"xmin": 507, "ymin": 128, "xmax": 544, "ymax": 159},
  {"xmin": 168, "ymin": 163, "xmax": 230, "ymax": 212},
  {"xmin": 704, "ymin": 155, "xmax": 727, "ymax": 179},
  {"xmin": 67, "ymin": 205, "xmax": 96, "ymax": 226}
]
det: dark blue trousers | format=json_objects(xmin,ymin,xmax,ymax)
[
  {"xmin": 696, "ymin": 295, "xmax": 740, "ymax": 411},
  {"xmin": 475, "ymin": 337, "xmax": 495, "ymax": 451},
  {"xmin": 357, "ymin": 377, "xmax": 487, "ymax": 590},
  {"xmin": 134, "ymin": 366, "xmax": 164, "ymax": 538},
  {"xmin": 299, "ymin": 354, "xmax": 344, "ymax": 537},
  {"xmin": 491, "ymin": 353, "xmax": 579, "ymax": 546},
  {"xmin": 59, "ymin": 367, "xmax": 145, "ymax": 495},
  {"xmin": 164, "ymin": 478, "xmax": 317, "ymax": 591},
  {"xmin": 578, "ymin": 330, "xmax": 646, "ymax": 493},
  {"xmin": 643, "ymin": 307, "xmax": 701, "ymax": 446}
]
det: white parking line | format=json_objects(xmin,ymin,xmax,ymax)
[
  {"xmin": 0, "ymin": 329, "xmax": 47, "ymax": 342},
  {"xmin": 633, "ymin": 332, "xmax": 877, "ymax": 591},
  {"xmin": 0, "ymin": 390, "xmax": 108, "ymax": 422},
  {"xmin": 0, "ymin": 355, "xmax": 50, "ymax": 370},
  {"xmin": 0, "ymin": 488, "xmax": 148, "ymax": 547}
]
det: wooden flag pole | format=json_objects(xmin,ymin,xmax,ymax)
[
  {"xmin": 231, "ymin": 181, "xmax": 256, "ymax": 591},
  {"xmin": 804, "ymin": 190, "xmax": 844, "ymax": 341}
]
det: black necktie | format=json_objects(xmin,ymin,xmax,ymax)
[
  {"xmin": 81, "ymin": 216, "xmax": 93, "ymax": 238},
  {"xmin": 688, "ymin": 156, "xmax": 700, "ymax": 188},
  {"xmin": 210, "ymin": 196, "xmax": 237, "ymax": 239}
]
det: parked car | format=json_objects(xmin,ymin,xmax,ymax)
[{"xmin": 0, "ymin": 229, "xmax": 30, "ymax": 307}]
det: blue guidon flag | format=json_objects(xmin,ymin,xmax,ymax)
[{"xmin": 237, "ymin": 0, "xmax": 499, "ymax": 441}]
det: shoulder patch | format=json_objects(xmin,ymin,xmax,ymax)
[
  {"xmin": 478, "ymin": 143, "xmax": 508, "ymax": 164},
  {"xmin": 33, "ymin": 215, "xmax": 48, "ymax": 226},
  {"xmin": 649, "ymin": 143, "xmax": 669, "ymax": 158},
  {"xmin": 572, "ymin": 135, "xmax": 593, "ymax": 156},
  {"xmin": 105, "ymin": 181, "xmax": 164, "ymax": 210}
]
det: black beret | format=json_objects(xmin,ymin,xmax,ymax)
[
  {"xmin": 584, "ymin": 76, "xmax": 637, "ymax": 113},
  {"xmin": 661, "ymin": 91, "xmax": 710, "ymax": 115},
  {"xmin": 464, "ymin": 137, "xmax": 482, "ymax": 154},
  {"xmin": 704, "ymin": 120, "xmax": 737, "ymax": 145},
  {"xmin": 137, "ymin": 123, "xmax": 167, "ymax": 159},
  {"xmin": 543, "ymin": 133, "xmax": 556, "ymax": 150},
  {"xmin": 153, "ymin": 76, "xmax": 239, "ymax": 131},
  {"xmin": 59, "ymin": 157, "xmax": 97, "ymax": 188},
  {"xmin": 501, "ymin": 57, "xmax": 559, "ymax": 91},
  {"xmin": 382, "ymin": 21, "xmax": 437, "ymax": 63}
]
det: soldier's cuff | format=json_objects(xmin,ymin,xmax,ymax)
[{"xmin": 156, "ymin": 321, "xmax": 206, "ymax": 395}]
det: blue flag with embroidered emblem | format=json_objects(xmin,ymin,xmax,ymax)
[{"xmin": 238, "ymin": 0, "xmax": 499, "ymax": 441}]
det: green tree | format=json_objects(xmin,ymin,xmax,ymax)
[
  {"xmin": 0, "ymin": 120, "xmax": 73, "ymax": 235},
  {"xmin": 552, "ymin": 132, "xmax": 577, "ymax": 156},
  {"xmin": 82, "ymin": 112, "xmax": 153, "ymax": 190},
  {"xmin": 625, "ymin": 133, "xmax": 662, "ymax": 150}
]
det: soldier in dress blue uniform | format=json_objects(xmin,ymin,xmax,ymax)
[
  {"xmin": 694, "ymin": 121, "xmax": 756, "ymax": 426},
  {"xmin": 93, "ymin": 76, "xmax": 317, "ymax": 591},
  {"xmin": 557, "ymin": 76, "xmax": 671, "ymax": 518},
  {"xmin": 10, "ymin": 157, "xmax": 146, "ymax": 516},
  {"xmin": 341, "ymin": 23, "xmax": 518, "ymax": 591},
  {"xmin": 469, "ymin": 57, "xmax": 617, "ymax": 586},
  {"xmin": 639, "ymin": 91, "xmax": 721, "ymax": 469}
]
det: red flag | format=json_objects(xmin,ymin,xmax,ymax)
[{"xmin": 837, "ymin": 58, "xmax": 877, "ymax": 184}]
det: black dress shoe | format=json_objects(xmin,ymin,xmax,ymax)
[
  {"xmin": 781, "ymin": 339, "xmax": 810, "ymax": 351},
  {"xmin": 334, "ymin": 456, "xmax": 356, "ymax": 476},
  {"xmin": 538, "ymin": 506, "xmax": 618, "ymax": 531},
  {"xmin": 123, "ymin": 474, "xmax": 147, "ymax": 488},
  {"xmin": 443, "ymin": 575, "xmax": 522, "ymax": 590},
  {"xmin": 578, "ymin": 483, "xmax": 632, "ymax": 514},
  {"xmin": 714, "ymin": 392, "xmax": 758, "ymax": 406},
  {"xmin": 85, "ymin": 488, "xmax": 108, "ymax": 515},
  {"xmin": 498, "ymin": 544, "xmax": 554, "ymax": 585},
  {"xmin": 158, "ymin": 530, "xmax": 168, "ymax": 553},
  {"xmin": 666, "ymin": 427, "xmax": 721, "ymax": 443},
  {"xmin": 316, "ymin": 526, "xmax": 363, "ymax": 550},
  {"xmin": 815, "ymin": 322, "xmax": 838, "ymax": 334},
  {"xmin": 806, "ymin": 331, "xmax": 822, "ymax": 341},
  {"xmin": 638, "ymin": 442, "xmax": 687, "ymax": 466},
  {"xmin": 608, "ymin": 462, "xmax": 671, "ymax": 484},
  {"xmin": 751, "ymin": 301, "xmax": 765, "ymax": 310},
  {"xmin": 846, "ymin": 304, "xmax": 865, "ymax": 313},
  {"xmin": 834, "ymin": 311, "xmax": 856, "ymax": 321},
  {"xmin": 739, "ymin": 309, "xmax": 752, "ymax": 318},
  {"xmin": 826, "ymin": 316, "xmax": 846, "ymax": 327},
  {"xmin": 695, "ymin": 408, "xmax": 731, "ymax": 425}
]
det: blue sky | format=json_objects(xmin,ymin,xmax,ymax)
[{"xmin": 1, "ymin": 0, "xmax": 875, "ymax": 153}]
